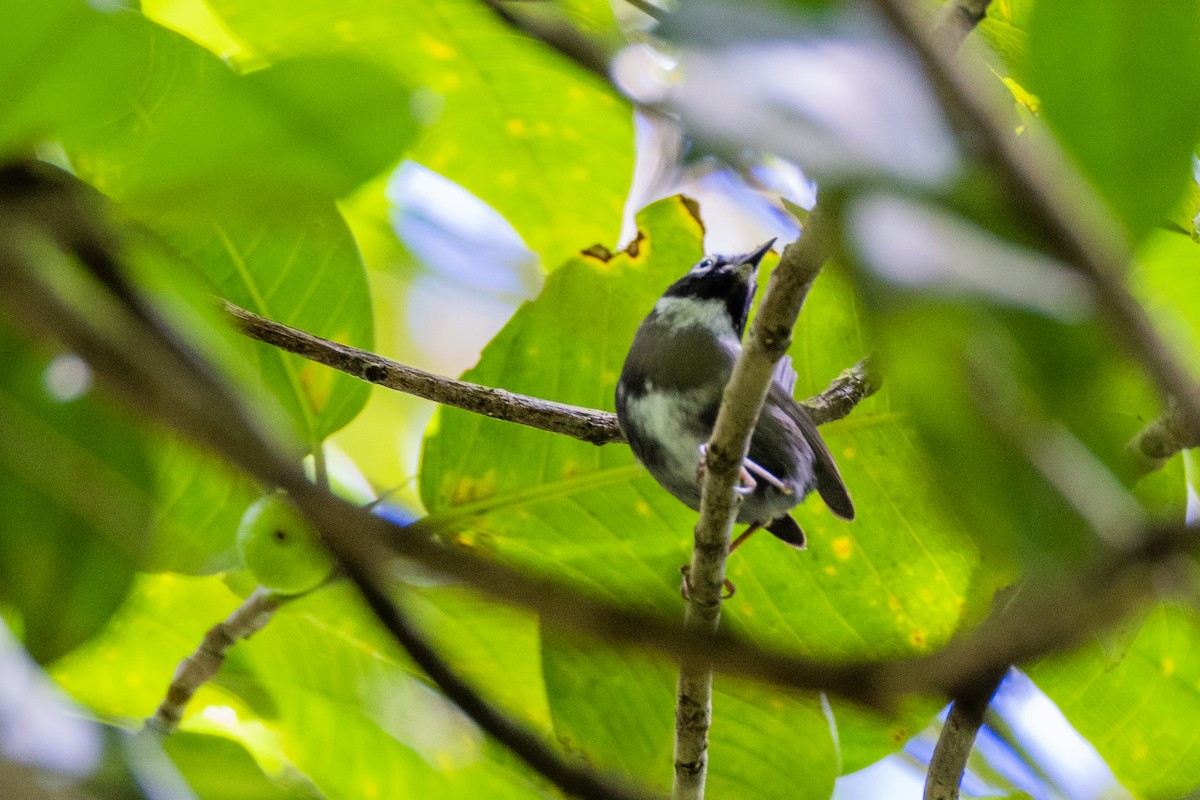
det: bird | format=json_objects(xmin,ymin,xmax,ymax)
[{"xmin": 615, "ymin": 239, "xmax": 854, "ymax": 553}]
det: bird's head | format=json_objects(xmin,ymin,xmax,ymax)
[{"xmin": 655, "ymin": 239, "xmax": 776, "ymax": 338}]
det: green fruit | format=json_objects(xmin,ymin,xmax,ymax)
[{"xmin": 236, "ymin": 493, "xmax": 334, "ymax": 595}]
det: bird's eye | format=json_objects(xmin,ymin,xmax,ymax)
[{"xmin": 694, "ymin": 258, "xmax": 715, "ymax": 271}]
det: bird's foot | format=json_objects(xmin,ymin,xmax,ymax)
[
  {"xmin": 728, "ymin": 522, "xmax": 763, "ymax": 554},
  {"xmin": 696, "ymin": 443, "xmax": 759, "ymax": 495},
  {"xmin": 679, "ymin": 565, "xmax": 736, "ymax": 600},
  {"xmin": 743, "ymin": 458, "xmax": 792, "ymax": 494}
]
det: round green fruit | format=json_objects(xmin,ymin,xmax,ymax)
[{"xmin": 236, "ymin": 493, "xmax": 334, "ymax": 595}]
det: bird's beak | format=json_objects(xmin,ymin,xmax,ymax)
[{"xmin": 733, "ymin": 238, "xmax": 777, "ymax": 278}]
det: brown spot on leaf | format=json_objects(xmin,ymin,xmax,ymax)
[
  {"xmin": 678, "ymin": 194, "xmax": 706, "ymax": 234},
  {"xmin": 625, "ymin": 229, "xmax": 645, "ymax": 259},
  {"xmin": 581, "ymin": 244, "xmax": 613, "ymax": 261}
]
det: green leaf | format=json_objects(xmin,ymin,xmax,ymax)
[
  {"xmin": 148, "ymin": 437, "xmax": 260, "ymax": 574},
  {"xmin": 0, "ymin": 325, "xmax": 153, "ymax": 662},
  {"xmin": 1029, "ymin": 604, "xmax": 1200, "ymax": 799},
  {"xmin": 868, "ymin": 297, "xmax": 1160, "ymax": 567},
  {"xmin": 203, "ymin": 0, "xmax": 635, "ymax": 266},
  {"xmin": 402, "ymin": 587, "xmax": 553, "ymax": 731},
  {"xmin": 418, "ymin": 196, "xmax": 979, "ymax": 771},
  {"xmin": 163, "ymin": 732, "xmax": 323, "ymax": 800},
  {"xmin": 1028, "ymin": 0, "xmax": 1200, "ymax": 243},
  {"xmin": 163, "ymin": 214, "xmax": 375, "ymax": 444},
  {"xmin": 3, "ymin": 0, "xmax": 416, "ymax": 220}
]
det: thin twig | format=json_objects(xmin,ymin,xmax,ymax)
[
  {"xmin": 672, "ymin": 204, "xmax": 836, "ymax": 800},
  {"xmin": 622, "ymin": 0, "xmax": 666, "ymax": 21},
  {"xmin": 145, "ymin": 589, "xmax": 282, "ymax": 735},
  {"xmin": 225, "ymin": 300, "xmax": 623, "ymax": 445},
  {"xmin": 224, "ymin": 300, "xmax": 877, "ymax": 441},
  {"xmin": 923, "ymin": 668, "xmax": 1007, "ymax": 800}
]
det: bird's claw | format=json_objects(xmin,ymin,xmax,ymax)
[
  {"xmin": 744, "ymin": 457, "xmax": 792, "ymax": 494},
  {"xmin": 697, "ymin": 443, "xmax": 761, "ymax": 495},
  {"xmin": 679, "ymin": 565, "xmax": 736, "ymax": 599}
]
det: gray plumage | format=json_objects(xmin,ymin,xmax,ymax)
[{"xmin": 615, "ymin": 241, "xmax": 853, "ymax": 548}]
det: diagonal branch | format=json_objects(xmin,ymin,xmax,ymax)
[
  {"xmin": 224, "ymin": 299, "xmax": 878, "ymax": 440},
  {"xmin": 0, "ymin": 173, "xmax": 661, "ymax": 800},
  {"xmin": 146, "ymin": 589, "xmax": 283, "ymax": 735},
  {"xmin": 673, "ymin": 0, "xmax": 991, "ymax": 795},
  {"xmin": 477, "ymin": 0, "xmax": 615, "ymax": 79}
]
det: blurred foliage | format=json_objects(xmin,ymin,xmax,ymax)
[{"xmin": 2, "ymin": 0, "xmax": 1200, "ymax": 798}]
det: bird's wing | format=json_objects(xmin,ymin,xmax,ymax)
[{"xmin": 768, "ymin": 368, "xmax": 855, "ymax": 521}]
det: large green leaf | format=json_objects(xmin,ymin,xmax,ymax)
[
  {"xmin": 52, "ymin": 574, "xmax": 557, "ymax": 800},
  {"xmin": 1029, "ymin": 604, "xmax": 1200, "ymax": 799},
  {"xmin": 1027, "ymin": 0, "xmax": 1200, "ymax": 244},
  {"xmin": 164, "ymin": 215, "xmax": 374, "ymax": 445},
  {"xmin": 4, "ymin": 0, "xmax": 394, "ymax": 444},
  {"xmin": 0, "ymin": 326, "xmax": 153, "ymax": 663},
  {"xmin": 202, "ymin": 0, "xmax": 635, "ymax": 266},
  {"xmin": 3, "ymin": 0, "xmax": 416, "ymax": 220},
  {"xmin": 418, "ymin": 196, "xmax": 980, "ymax": 777}
]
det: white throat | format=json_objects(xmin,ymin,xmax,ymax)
[{"xmin": 652, "ymin": 296, "xmax": 737, "ymax": 338}]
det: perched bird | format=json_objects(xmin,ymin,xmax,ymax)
[{"xmin": 615, "ymin": 240, "xmax": 854, "ymax": 551}]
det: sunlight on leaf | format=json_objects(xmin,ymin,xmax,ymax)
[
  {"xmin": 203, "ymin": 0, "xmax": 635, "ymax": 267},
  {"xmin": 1030, "ymin": 604, "xmax": 1200, "ymax": 799}
]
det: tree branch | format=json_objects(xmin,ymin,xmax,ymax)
[
  {"xmin": 0, "ymin": 166, "xmax": 661, "ymax": 800},
  {"xmin": 672, "ymin": 203, "xmax": 836, "ymax": 800},
  {"xmin": 922, "ymin": 668, "xmax": 1006, "ymax": 800},
  {"xmin": 224, "ymin": 300, "xmax": 878, "ymax": 440},
  {"xmin": 672, "ymin": 2, "xmax": 989, "ymax": 795},
  {"xmin": 5, "ymin": 12, "xmax": 1199, "ymax": 774},
  {"xmin": 224, "ymin": 300, "xmax": 624, "ymax": 445},
  {"xmin": 145, "ymin": 589, "xmax": 282, "ymax": 735}
]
